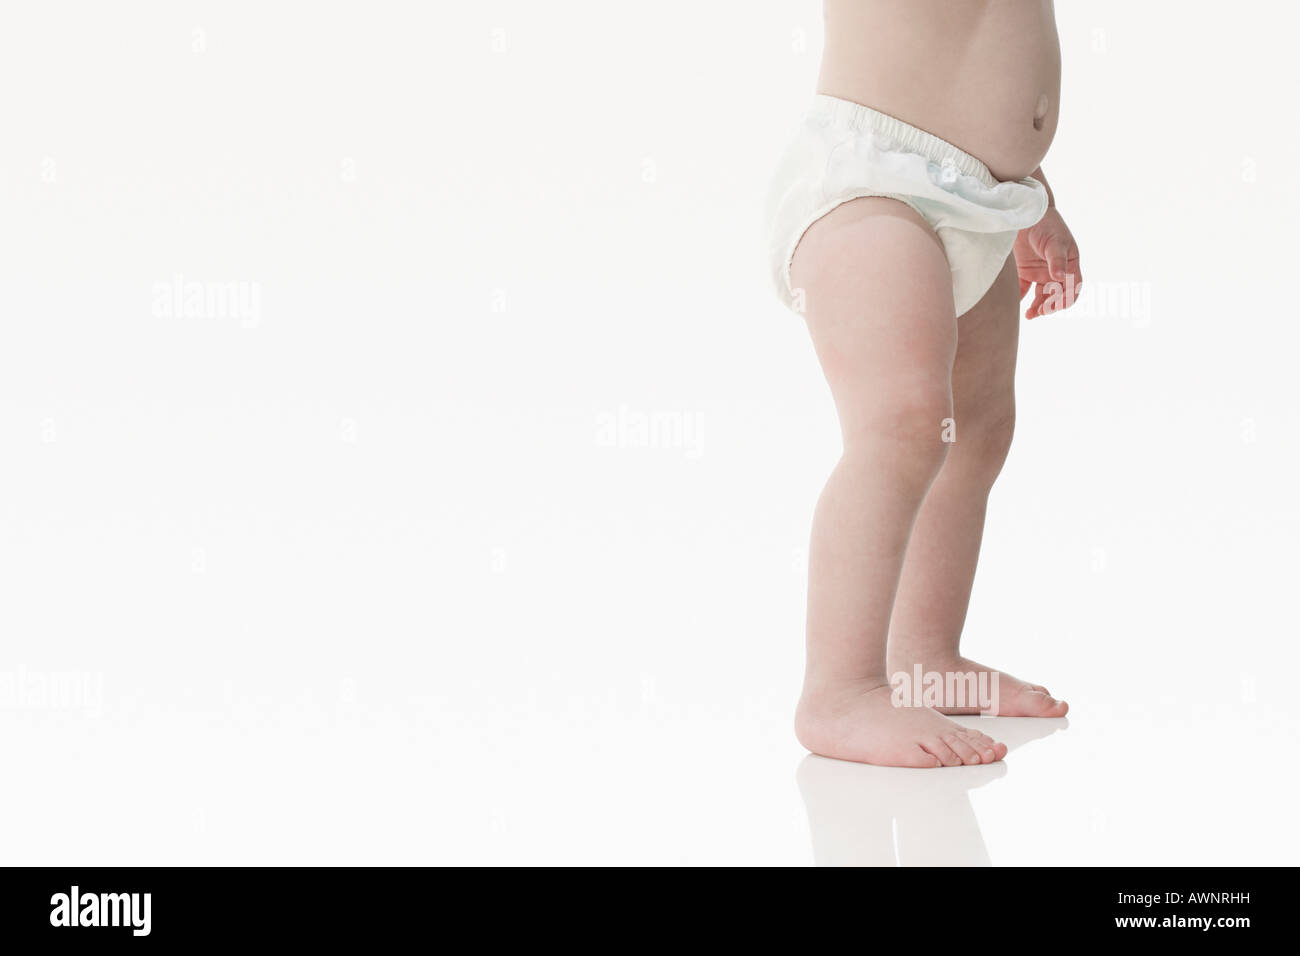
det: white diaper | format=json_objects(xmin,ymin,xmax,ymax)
[{"xmin": 765, "ymin": 95, "xmax": 1050, "ymax": 316}]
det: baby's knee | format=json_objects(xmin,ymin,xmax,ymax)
[
  {"xmin": 953, "ymin": 409, "xmax": 1016, "ymax": 484},
  {"xmin": 844, "ymin": 387, "xmax": 953, "ymax": 477}
]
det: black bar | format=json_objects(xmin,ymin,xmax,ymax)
[{"xmin": 0, "ymin": 866, "xmax": 1285, "ymax": 943}]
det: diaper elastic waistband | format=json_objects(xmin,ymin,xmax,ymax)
[{"xmin": 807, "ymin": 94, "xmax": 998, "ymax": 187}]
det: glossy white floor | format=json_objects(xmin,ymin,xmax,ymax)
[
  {"xmin": 3, "ymin": 1, "xmax": 1298, "ymax": 866},
  {"xmin": 3, "ymin": 615, "xmax": 1296, "ymax": 866}
]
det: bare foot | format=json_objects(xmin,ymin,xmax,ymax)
[
  {"xmin": 795, "ymin": 679, "xmax": 1008, "ymax": 767},
  {"xmin": 887, "ymin": 655, "xmax": 1069, "ymax": 717}
]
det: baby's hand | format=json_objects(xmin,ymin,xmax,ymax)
[{"xmin": 1013, "ymin": 207, "xmax": 1082, "ymax": 319}]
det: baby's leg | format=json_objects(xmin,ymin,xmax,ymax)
[
  {"xmin": 886, "ymin": 256, "xmax": 1068, "ymax": 716},
  {"xmin": 791, "ymin": 197, "xmax": 1006, "ymax": 767}
]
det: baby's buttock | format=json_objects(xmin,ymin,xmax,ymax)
[{"xmin": 818, "ymin": 0, "xmax": 1061, "ymax": 183}]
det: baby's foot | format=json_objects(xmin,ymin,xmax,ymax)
[
  {"xmin": 795, "ymin": 679, "xmax": 1007, "ymax": 768},
  {"xmin": 888, "ymin": 655, "xmax": 1068, "ymax": 717}
]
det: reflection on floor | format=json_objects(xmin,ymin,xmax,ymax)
[{"xmin": 797, "ymin": 717, "xmax": 1068, "ymax": 866}]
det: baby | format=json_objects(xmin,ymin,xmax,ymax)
[{"xmin": 765, "ymin": 1, "xmax": 1081, "ymax": 767}]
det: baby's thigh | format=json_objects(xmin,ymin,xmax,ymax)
[
  {"xmin": 951, "ymin": 255, "xmax": 1021, "ymax": 424},
  {"xmin": 791, "ymin": 197, "xmax": 958, "ymax": 438}
]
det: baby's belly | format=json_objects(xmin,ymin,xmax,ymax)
[{"xmin": 818, "ymin": 0, "xmax": 1061, "ymax": 183}]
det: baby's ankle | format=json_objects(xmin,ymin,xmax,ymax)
[
  {"xmin": 799, "ymin": 674, "xmax": 894, "ymax": 713},
  {"xmin": 802, "ymin": 672, "xmax": 891, "ymax": 694},
  {"xmin": 887, "ymin": 645, "xmax": 964, "ymax": 670}
]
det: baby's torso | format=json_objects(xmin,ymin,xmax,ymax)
[{"xmin": 818, "ymin": 0, "xmax": 1060, "ymax": 181}]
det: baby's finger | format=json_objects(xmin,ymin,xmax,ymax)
[
  {"xmin": 1044, "ymin": 237, "xmax": 1077, "ymax": 282},
  {"xmin": 1018, "ymin": 263, "xmax": 1051, "ymax": 283},
  {"xmin": 1025, "ymin": 284, "xmax": 1050, "ymax": 319}
]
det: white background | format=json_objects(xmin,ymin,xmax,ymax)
[{"xmin": 2, "ymin": 1, "xmax": 1297, "ymax": 865}]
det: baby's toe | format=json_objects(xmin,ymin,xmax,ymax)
[
  {"xmin": 1024, "ymin": 690, "xmax": 1068, "ymax": 717},
  {"xmin": 960, "ymin": 729, "xmax": 1000, "ymax": 762},
  {"xmin": 921, "ymin": 738, "xmax": 964, "ymax": 767},
  {"xmin": 943, "ymin": 733, "xmax": 982, "ymax": 765},
  {"xmin": 909, "ymin": 745, "xmax": 943, "ymax": 769}
]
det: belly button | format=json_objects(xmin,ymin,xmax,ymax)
[{"xmin": 1033, "ymin": 93, "xmax": 1050, "ymax": 131}]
